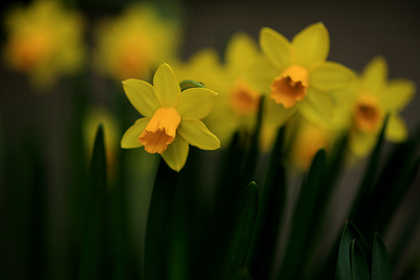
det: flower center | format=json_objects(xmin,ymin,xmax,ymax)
[
  {"xmin": 139, "ymin": 107, "xmax": 181, "ymax": 154},
  {"xmin": 270, "ymin": 64, "xmax": 309, "ymax": 108},
  {"xmin": 230, "ymin": 79, "xmax": 260, "ymax": 115},
  {"xmin": 354, "ymin": 95, "xmax": 382, "ymax": 133}
]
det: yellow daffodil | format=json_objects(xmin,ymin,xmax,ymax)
[
  {"xmin": 2, "ymin": 0, "xmax": 85, "ymax": 91},
  {"xmin": 202, "ymin": 32, "xmax": 263, "ymax": 145},
  {"xmin": 120, "ymin": 63, "xmax": 220, "ymax": 171},
  {"xmin": 216, "ymin": 32, "xmax": 263, "ymax": 142},
  {"xmin": 93, "ymin": 3, "xmax": 181, "ymax": 81},
  {"xmin": 334, "ymin": 56, "xmax": 416, "ymax": 157},
  {"xmin": 248, "ymin": 22, "xmax": 354, "ymax": 127}
]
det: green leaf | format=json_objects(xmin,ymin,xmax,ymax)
[
  {"xmin": 225, "ymin": 182, "xmax": 259, "ymax": 280},
  {"xmin": 248, "ymin": 126, "xmax": 286, "ymax": 280},
  {"xmin": 350, "ymin": 114, "xmax": 389, "ymax": 223},
  {"xmin": 371, "ymin": 233, "xmax": 393, "ymax": 280},
  {"xmin": 335, "ymin": 222, "xmax": 354, "ymax": 280},
  {"xmin": 351, "ymin": 239, "xmax": 370, "ymax": 280},
  {"xmin": 355, "ymin": 121, "xmax": 420, "ymax": 238},
  {"xmin": 390, "ymin": 158, "xmax": 420, "ymax": 266},
  {"xmin": 180, "ymin": 79, "xmax": 205, "ymax": 91},
  {"xmin": 144, "ymin": 160, "xmax": 179, "ymax": 280},
  {"xmin": 79, "ymin": 124, "xmax": 110, "ymax": 280},
  {"xmin": 368, "ymin": 137, "xmax": 420, "ymax": 235},
  {"xmin": 277, "ymin": 149, "xmax": 327, "ymax": 279},
  {"xmin": 335, "ymin": 221, "xmax": 371, "ymax": 280}
]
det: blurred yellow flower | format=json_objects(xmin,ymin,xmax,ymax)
[
  {"xmin": 93, "ymin": 3, "xmax": 181, "ymax": 81},
  {"xmin": 120, "ymin": 63, "xmax": 220, "ymax": 171},
  {"xmin": 334, "ymin": 56, "xmax": 416, "ymax": 157},
  {"xmin": 216, "ymin": 32, "xmax": 263, "ymax": 142},
  {"xmin": 206, "ymin": 32, "xmax": 263, "ymax": 145},
  {"xmin": 2, "ymin": 0, "xmax": 86, "ymax": 91},
  {"xmin": 248, "ymin": 23, "xmax": 354, "ymax": 126},
  {"xmin": 168, "ymin": 48, "xmax": 233, "ymax": 144},
  {"xmin": 289, "ymin": 118, "xmax": 332, "ymax": 170},
  {"xmin": 171, "ymin": 32, "xmax": 263, "ymax": 146}
]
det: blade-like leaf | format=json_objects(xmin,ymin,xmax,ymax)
[
  {"xmin": 351, "ymin": 239, "xmax": 370, "ymax": 280},
  {"xmin": 350, "ymin": 115, "xmax": 389, "ymax": 223},
  {"xmin": 335, "ymin": 221, "xmax": 371, "ymax": 280},
  {"xmin": 248, "ymin": 126, "xmax": 286, "ymax": 280},
  {"xmin": 79, "ymin": 124, "xmax": 110, "ymax": 280},
  {"xmin": 335, "ymin": 222, "xmax": 354, "ymax": 280},
  {"xmin": 390, "ymin": 158, "xmax": 420, "ymax": 266},
  {"xmin": 225, "ymin": 182, "xmax": 259, "ymax": 280},
  {"xmin": 144, "ymin": 159, "xmax": 179, "ymax": 280},
  {"xmin": 356, "ymin": 121, "xmax": 420, "ymax": 239},
  {"xmin": 277, "ymin": 149, "xmax": 327, "ymax": 279},
  {"xmin": 371, "ymin": 233, "xmax": 393, "ymax": 280}
]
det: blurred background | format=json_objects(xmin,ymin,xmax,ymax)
[{"xmin": 0, "ymin": 0, "xmax": 419, "ymax": 279}]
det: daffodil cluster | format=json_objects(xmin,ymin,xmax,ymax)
[
  {"xmin": 2, "ymin": 0, "xmax": 415, "ymax": 172},
  {"xmin": 120, "ymin": 22, "xmax": 415, "ymax": 171}
]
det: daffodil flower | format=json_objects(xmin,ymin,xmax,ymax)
[
  {"xmin": 334, "ymin": 56, "xmax": 416, "ymax": 157},
  {"xmin": 2, "ymin": 0, "xmax": 85, "ymax": 91},
  {"xmin": 93, "ymin": 3, "xmax": 180, "ymax": 81},
  {"xmin": 249, "ymin": 22, "xmax": 354, "ymax": 126},
  {"xmin": 206, "ymin": 32, "xmax": 263, "ymax": 145},
  {"xmin": 121, "ymin": 63, "xmax": 220, "ymax": 171}
]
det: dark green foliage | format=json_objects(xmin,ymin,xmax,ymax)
[{"xmin": 1, "ymin": 97, "xmax": 419, "ymax": 280}]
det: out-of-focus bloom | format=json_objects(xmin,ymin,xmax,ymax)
[
  {"xmin": 168, "ymin": 48, "xmax": 231, "ymax": 144},
  {"xmin": 289, "ymin": 117, "xmax": 332, "ymax": 170},
  {"xmin": 93, "ymin": 3, "xmax": 181, "ymax": 82},
  {"xmin": 248, "ymin": 23, "xmax": 354, "ymax": 127},
  {"xmin": 333, "ymin": 56, "xmax": 416, "ymax": 157},
  {"xmin": 2, "ymin": 0, "xmax": 85, "ymax": 91},
  {"xmin": 171, "ymin": 32, "xmax": 263, "ymax": 146},
  {"xmin": 120, "ymin": 63, "xmax": 220, "ymax": 171},
  {"xmin": 84, "ymin": 106, "xmax": 121, "ymax": 182},
  {"xmin": 213, "ymin": 32, "xmax": 263, "ymax": 144}
]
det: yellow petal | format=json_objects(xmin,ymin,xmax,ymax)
[
  {"xmin": 265, "ymin": 99, "xmax": 297, "ymax": 127},
  {"xmin": 243, "ymin": 57, "xmax": 279, "ymax": 94},
  {"xmin": 226, "ymin": 32, "xmax": 259, "ymax": 73},
  {"xmin": 122, "ymin": 79, "xmax": 160, "ymax": 117},
  {"xmin": 381, "ymin": 79, "xmax": 416, "ymax": 112},
  {"xmin": 175, "ymin": 88, "xmax": 218, "ymax": 119},
  {"xmin": 361, "ymin": 56, "xmax": 388, "ymax": 93},
  {"xmin": 385, "ymin": 114, "xmax": 408, "ymax": 142},
  {"xmin": 153, "ymin": 63, "xmax": 181, "ymax": 107},
  {"xmin": 310, "ymin": 62, "xmax": 354, "ymax": 92},
  {"xmin": 292, "ymin": 22, "xmax": 329, "ymax": 67},
  {"xmin": 161, "ymin": 135, "xmax": 189, "ymax": 172},
  {"xmin": 177, "ymin": 119, "xmax": 220, "ymax": 150},
  {"xmin": 120, "ymin": 117, "xmax": 150, "ymax": 148},
  {"xmin": 260, "ymin": 27, "xmax": 293, "ymax": 70},
  {"xmin": 298, "ymin": 88, "xmax": 333, "ymax": 125}
]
